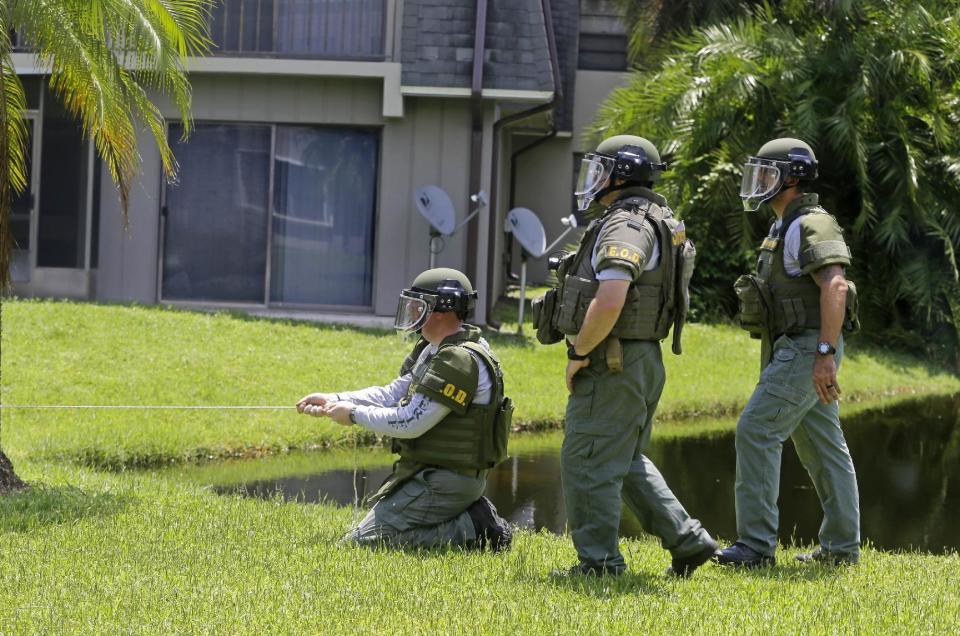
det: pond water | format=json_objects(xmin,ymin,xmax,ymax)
[{"xmin": 213, "ymin": 394, "xmax": 960, "ymax": 554}]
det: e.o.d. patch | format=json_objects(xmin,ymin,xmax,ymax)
[{"xmin": 604, "ymin": 243, "xmax": 642, "ymax": 265}]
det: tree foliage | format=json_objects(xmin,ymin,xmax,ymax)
[
  {"xmin": 0, "ymin": 0, "xmax": 214, "ymax": 287},
  {"xmin": 0, "ymin": 0, "xmax": 212, "ymax": 490},
  {"xmin": 596, "ymin": 1, "xmax": 960, "ymax": 365}
]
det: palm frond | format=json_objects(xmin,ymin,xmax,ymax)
[{"xmin": 0, "ymin": 10, "xmax": 30, "ymax": 290}]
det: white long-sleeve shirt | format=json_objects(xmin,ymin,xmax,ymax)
[{"xmin": 337, "ymin": 337, "xmax": 493, "ymax": 439}]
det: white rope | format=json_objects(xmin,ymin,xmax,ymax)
[{"xmin": 0, "ymin": 405, "xmax": 292, "ymax": 409}]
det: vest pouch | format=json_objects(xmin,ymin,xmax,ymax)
[
  {"xmin": 734, "ymin": 274, "xmax": 772, "ymax": 336},
  {"xmin": 611, "ymin": 283, "xmax": 660, "ymax": 339},
  {"xmin": 778, "ymin": 297, "xmax": 807, "ymax": 334},
  {"xmin": 553, "ymin": 251, "xmax": 579, "ymax": 280},
  {"xmin": 557, "ymin": 275, "xmax": 598, "ymax": 334},
  {"xmin": 843, "ymin": 280, "xmax": 861, "ymax": 334},
  {"xmin": 532, "ymin": 288, "xmax": 563, "ymax": 345},
  {"xmin": 491, "ymin": 396, "xmax": 513, "ymax": 466},
  {"xmin": 671, "ymin": 239, "xmax": 697, "ymax": 354}
]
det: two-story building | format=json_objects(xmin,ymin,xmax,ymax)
[{"xmin": 11, "ymin": 0, "xmax": 629, "ymax": 325}]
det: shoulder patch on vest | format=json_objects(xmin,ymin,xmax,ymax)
[
  {"xmin": 595, "ymin": 210, "xmax": 656, "ymax": 279},
  {"xmin": 798, "ymin": 212, "xmax": 851, "ymax": 274},
  {"xmin": 414, "ymin": 345, "xmax": 479, "ymax": 415}
]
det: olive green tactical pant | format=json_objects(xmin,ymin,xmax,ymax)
[
  {"xmin": 346, "ymin": 467, "xmax": 484, "ymax": 549},
  {"xmin": 562, "ymin": 340, "xmax": 714, "ymax": 572},
  {"xmin": 735, "ymin": 331, "xmax": 860, "ymax": 559}
]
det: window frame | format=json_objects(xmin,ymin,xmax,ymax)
[
  {"xmin": 157, "ymin": 120, "xmax": 380, "ymax": 312},
  {"xmin": 207, "ymin": 0, "xmax": 389, "ymax": 62}
]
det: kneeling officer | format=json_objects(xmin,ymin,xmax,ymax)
[{"xmin": 298, "ymin": 268, "xmax": 514, "ymax": 551}]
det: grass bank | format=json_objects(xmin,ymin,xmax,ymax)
[
  {"xmin": 0, "ymin": 459, "xmax": 957, "ymax": 634},
  {"xmin": 2, "ymin": 300, "xmax": 958, "ymax": 468}
]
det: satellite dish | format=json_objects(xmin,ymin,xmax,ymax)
[
  {"xmin": 506, "ymin": 208, "xmax": 547, "ymax": 258},
  {"xmin": 504, "ymin": 208, "xmax": 581, "ymax": 336},
  {"xmin": 414, "ymin": 185, "xmax": 456, "ymax": 236}
]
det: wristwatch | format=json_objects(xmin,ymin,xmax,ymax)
[
  {"xmin": 816, "ymin": 342, "xmax": 837, "ymax": 356},
  {"xmin": 567, "ymin": 342, "xmax": 589, "ymax": 361}
]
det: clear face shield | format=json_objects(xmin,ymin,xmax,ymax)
[
  {"xmin": 574, "ymin": 153, "xmax": 616, "ymax": 212},
  {"xmin": 394, "ymin": 290, "xmax": 435, "ymax": 332},
  {"xmin": 740, "ymin": 157, "xmax": 786, "ymax": 211}
]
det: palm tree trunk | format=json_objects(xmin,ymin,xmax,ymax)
[{"xmin": 0, "ymin": 449, "xmax": 25, "ymax": 493}]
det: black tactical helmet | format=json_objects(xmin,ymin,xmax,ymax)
[
  {"xmin": 394, "ymin": 268, "xmax": 477, "ymax": 331},
  {"xmin": 741, "ymin": 137, "xmax": 819, "ymax": 211},
  {"xmin": 574, "ymin": 135, "xmax": 668, "ymax": 212}
]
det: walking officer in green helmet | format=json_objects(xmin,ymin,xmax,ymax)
[
  {"xmin": 716, "ymin": 138, "xmax": 861, "ymax": 568},
  {"xmin": 532, "ymin": 135, "xmax": 718, "ymax": 577},
  {"xmin": 297, "ymin": 268, "xmax": 514, "ymax": 552}
]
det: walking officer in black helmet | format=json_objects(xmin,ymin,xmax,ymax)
[
  {"xmin": 298, "ymin": 268, "xmax": 514, "ymax": 552},
  {"xmin": 716, "ymin": 138, "xmax": 862, "ymax": 568},
  {"xmin": 533, "ymin": 135, "xmax": 718, "ymax": 578}
]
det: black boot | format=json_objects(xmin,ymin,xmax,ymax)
[
  {"xmin": 467, "ymin": 497, "xmax": 512, "ymax": 552},
  {"xmin": 714, "ymin": 542, "xmax": 776, "ymax": 568},
  {"xmin": 666, "ymin": 537, "xmax": 720, "ymax": 578}
]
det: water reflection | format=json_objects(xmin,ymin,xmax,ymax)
[{"xmin": 216, "ymin": 394, "xmax": 960, "ymax": 553}]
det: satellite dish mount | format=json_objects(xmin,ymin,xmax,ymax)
[{"xmin": 414, "ymin": 186, "xmax": 487, "ymax": 268}]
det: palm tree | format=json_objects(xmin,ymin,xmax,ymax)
[
  {"xmin": 595, "ymin": 0, "xmax": 960, "ymax": 366},
  {"xmin": 0, "ymin": 0, "xmax": 212, "ymax": 492},
  {"xmin": 617, "ymin": 0, "xmax": 859, "ymax": 64}
]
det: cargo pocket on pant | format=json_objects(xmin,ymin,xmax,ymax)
[
  {"xmin": 761, "ymin": 341, "xmax": 801, "ymax": 386},
  {"xmin": 564, "ymin": 374, "xmax": 596, "ymax": 434},
  {"xmin": 385, "ymin": 479, "xmax": 431, "ymax": 529},
  {"xmin": 762, "ymin": 382, "xmax": 806, "ymax": 422}
]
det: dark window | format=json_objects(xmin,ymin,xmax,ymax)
[
  {"xmin": 19, "ymin": 76, "xmax": 42, "ymax": 111},
  {"xmin": 577, "ymin": 33, "xmax": 628, "ymax": 71},
  {"xmin": 37, "ymin": 91, "xmax": 87, "ymax": 268},
  {"xmin": 90, "ymin": 158, "xmax": 101, "ymax": 269},
  {"xmin": 10, "ymin": 29, "xmax": 30, "ymax": 52},
  {"xmin": 162, "ymin": 123, "xmax": 379, "ymax": 307},
  {"xmin": 163, "ymin": 124, "xmax": 272, "ymax": 302},
  {"xmin": 209, "ymin": 0, "xmax": 385, "ymax": 59},
  {"xmin": 11, "ymin": 119, "xmax": 35, "ymax": 281},
  {"xmin": 270, "ymin": 126, "xmax": 377, "ymax": 306},
  {"xmin": 11, "ymin": 120, "xmax": 33, "ymax": 253}
]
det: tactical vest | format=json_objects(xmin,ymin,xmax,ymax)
[
  {"xmin": 734, "ymin": 199, "xmax": 860, "ymax": 339},
  {"xmin": 547, "ymin": 194, "xmax": 696, "ymax": 353},
  {"xmin": 391, "ymin": 327, "xmax": 512, "ymax": 471}
]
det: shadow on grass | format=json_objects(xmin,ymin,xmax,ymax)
[
  {"xmin": 0, "ymin": 484, "xmax": 132, "ymax": 533},
  {"xmin": 712, "ymin": 562, "xmax": 845, "ymax": 582},
  {"xmin": 545, "ymin": 570, "xmax": 670, "ymax": 597}
]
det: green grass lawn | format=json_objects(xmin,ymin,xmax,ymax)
[
  {"xmin": 1, "ymin": 460, "xmax": 957, "ymax": 634},
  {"xmin": 2, "ymin": 299, "xmax": 958, "ymax": 468},
  {"xmin": 2, "ymin": 300, "xmax": 959, "ymax": 633}
]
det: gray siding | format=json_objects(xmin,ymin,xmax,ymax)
[
  {"xmin": 97, "ymin": 126, "xmax": 163, "ymax": 303},
  {"xmin": 187, "ymin": 75, "xmax": 385, "ymax": 125},
  {"xmin": 96, "ymin": 76, "xmax": 495, "ymax": 319},
  {"xmin": 375, "ymin": 97, "xmax": 475, "ymax": 315}
]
